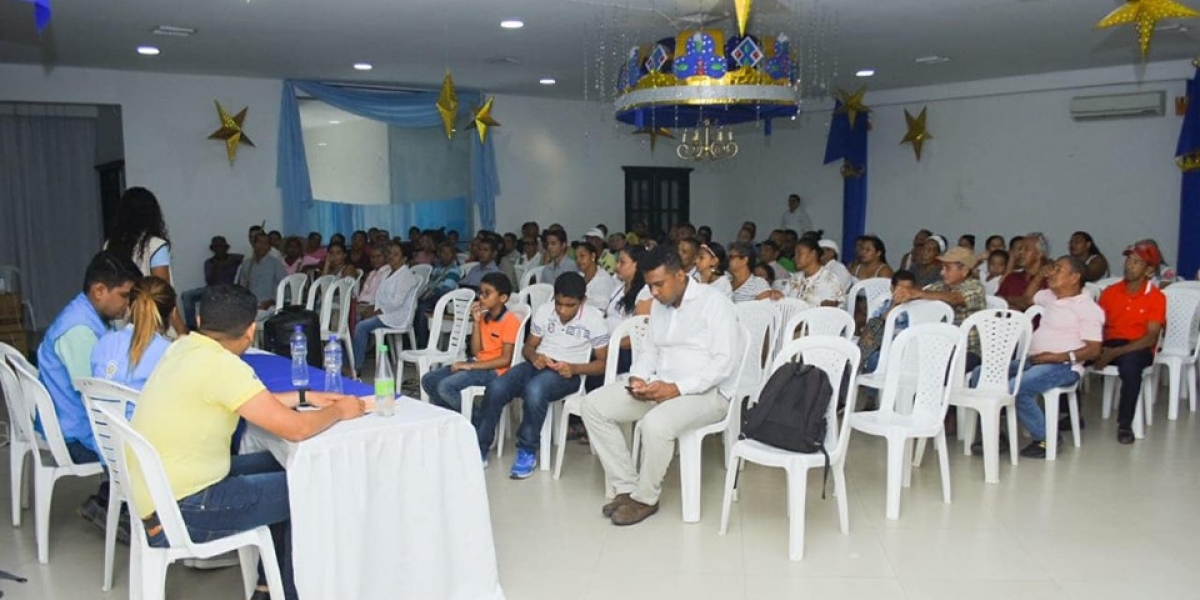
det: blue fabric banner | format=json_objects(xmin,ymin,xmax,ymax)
[
  {"xmin": 1177, "ymin": 69, "xmax": 1200, "ymax": 279},
  {"xmin": 824, "ymin": 100, "xmax": 869, "ymax": 247}
]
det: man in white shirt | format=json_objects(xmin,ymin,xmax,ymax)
[
  {"xmin": 474, "ymin": 272, "xmax": 608, "ymax": 479},
  {"xmin": 780, "ymin": 193, "xmax": 814, "ymax": 236},
  {"xmin": 818, "ymin": 239, "xmax": 854, "ymax": 291},
  {"xmin": 759, "ymin": 238, "xmax": 846, "ymax": 307},
  {"xmin": 583, "ymin": 245, "xmax": 739, "ymax": 526}
]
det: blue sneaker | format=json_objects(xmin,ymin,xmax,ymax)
[{"xmin": 509, "ymin": 449, "xmax": 537, "ymax": 479}]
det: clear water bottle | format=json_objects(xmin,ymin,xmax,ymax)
[
  {"xmin": 323, "ymin": 335, "xmax": 343, "ymax": 394},
  {"xmin": 374, "ymin": 344, "xmax": 396, "ymax": 417},
  {"xmin": 290, "ymin": 325, "xmax": 309, "ymax": 389}
]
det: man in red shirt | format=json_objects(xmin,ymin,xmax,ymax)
[{"xmin": 1095, "ymin": 241, "xmax": 1166, "ymax": 445}]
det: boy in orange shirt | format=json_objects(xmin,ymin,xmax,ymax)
[{"xmin": 421, "ymin": 272, "xmax": 522, "ymax": 412}]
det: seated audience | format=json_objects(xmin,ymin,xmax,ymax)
[
  {"xmin": 727, "ymin": 241, "xmax": 770, "ymax": 303},
  {"xmin": 539, "ymin": 229, "xmax": 578, "ymax": 284},
  {"xmin": 406, "ymin": 226, "xmax": 421, "ymax": 244},
  {"xmin": 352, "ymin": 241, "xmax": 420, "ymax": 371},
  {"xmin": 978, "ymin": 234, "xmax": 1007, "ymax": 280},
  {"xmin": 894, "ymin": 246, "xmax": 987, "ymax": 370},
  {"xmin": 517, "ymin": 235, "xmax": 542, "ymax": 272},
  {"xmin": 475, "ymin": 272, "xmax": 608, "ymax": 478},
  {"xmin": 414, "ymin": 242, "xmax": 463, "ymax": 346},
  {"xmin": 411, "ymin": 232, "xmax": 438, "ymax": 265},
  {"xmin": 603, "ymin": 245, "xmax": 653, "ymax": 366},
  {"xmin": 131, "ymin": 284, "xmax": 365, "ymax": 600},
  {"xmin": 983, "ymin": 250, "xmax": 1009, "ymax": 295},
  {"xmin": 499, "ymin": 233, "xmax": 521, "ymax": 284},
  {"xmin": 693, "ymin": 242, "xmax": 732, "ymax": 298},
  {"xmin": 237, "ymin": 232, "xmax": 288, "ymax": 318},
  {"xmin": 677, "ymin": 237, "xmax": 701, "ymax": 277},
  {"xmin": 314, "ymin": 241, "xmax": 359, "ymax": 280},
  {"xmin": 303, "ymin": 231, "xmax": 326, "ymax": 264},
  {"xmin": 897, "ymin": 228, "xmax": 932, "ymax": 271},
  {"xmin": 757, "ymin": 240, "xmax": 790, "ymax": 282},
  {"xmin": 248, "ymin": 225, "xmax": 284, "ymax": 261},
  {"xmin": 697, "ymin": 225, "xmax": 713, "ymax": 245},
  {"xmin": 850, "ymin": 235, "xmax": 894, "ymax": 280},
  {"xmin": 999, "ymin": 233, "xmax": 1052, "ymax": 310},
  {"xmin": 584, "ymin": 228, "xmax": 617, "ymax": 274},
  {"xmin": 583, "ymin": 246, "xmax": 738, "ymax": 526},
  {"xmin": 778, "ymin": 230, "xmax": 799, "ymax": 272},
  {"xmin": 759, "ymin": 238, "xmax": 846, "ymax": 307},
  {"xmin": 460, "ymin": 236, "xmax": 503, "ymax": 290},
  {"xmin": 268, "ymin": 230, "xmax": 283, "ymax": 253},
  {"xmin": 38, "ymin": 251, "xmax": 139, "ymax": 528},
  {"xmin": 348, "ymin": 230, "xmax": 373, "ymax": 273},
  {"xmin": 421, "ymin": 273, "xmax": 521, "ymax": 411},
  {"xmin": 753, "ymin": 262, "xmax": 776, "ymax": 288},
  {"xmin": 607, "ymin": 232, "xmax": 628, "ymax": 255},
  {"xmin": 281, "ymin": 236, "xmax": 316, "ymax": 276},
  {"xmin": 858, "ymin": 270, "xmax": 916, "ymax": 373},
  {"xmin": 92, "ymin": 276, "xmax": 176, "ymax": 393},
  {"xmin": 1069, "ymin": 231, "xmax": 1111, "ymax": 283},
  {"xmin": 958, "ymin": 234, "xmax": 976, "ymax": 252},
  {"xmin": 356, "ymin": 243, "xmax": 392, "ymax": 318},
  {"xmin": 1095, "ymin": 241, "xmax": 1166, "ymax": 445},
  {"xmin": 574, "ymin": 241, "xmax": 618, "ymax": 313},
  {"xmin": 181, "ymin": 235, "xmax": 243, "ymax": 331},
  {"xmin": 818, "ymin": 239, "xmax": 854, "ymax": 291}
]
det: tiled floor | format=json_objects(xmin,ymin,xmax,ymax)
[{"xmin": 3, "ymin": 383, "xmax": 1200, "ymax": 599}]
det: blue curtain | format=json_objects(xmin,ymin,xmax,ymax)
[
  {"xmin": 1177, "ymin": 69, "xmax": 1200, "ymax": 279},
  {"xmin": 277, "ymin": 80, "xmax": 499, "ymax": 236},
  {"xmin": 823, "ymin": 100, "xmax": 870, "ymax": 246},
  {"xmin": 309, "ymin": 197, "xmax": 468, "ymax": 238}
]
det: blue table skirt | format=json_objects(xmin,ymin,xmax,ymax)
[{"xmin": 242, "ymin": 352, "xmax": 373, "ymax": 397}]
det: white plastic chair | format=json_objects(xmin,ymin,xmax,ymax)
[
  {"xmin": 1082, "ymin": 283, "xmax": 1102, "ymax": 302},
  {"xmin": 846, "ymin": 277, "xmax": 892, "ymax": 320},
  {"xmin": 368, "ymin": 269, "xmax": 428, "ymax": 365},
  {"xmin": 397, "ymin": 288, "xmax": 475, "ymax": 403},
  {"xmin": 950, "ymin": 310, "xmax": 1031, "ymax": 482},
  {"xmin": 461, "ymin": 261, "xmax": 479, "ymax": 276},
  {"xmin": 781, "ymin": 307, "xmax": 856, "ymax": 341},
  {"xmin": 5, "ymin": 355, "xmax": 105, "ymax": 563},
  {"xmin": 0, "ymin": 345, "xmax": 35, "ymax": 528},
  {"xmin": 520, "ymin": 266, "xmax": 545, "ymax": 290},
  {"xmin": 304, "ymin": 274, "xmax": 337, "ymax": 311},
  {"xmin": 75, "ymin": 378, "xmax": 140, "ymax": 591},
  {"xmin": 735, "ymin": 301, "xmax": 782, "ymax": 390},
  {"xmin": 719, "ymin": 336, "xmax": 861, "ymax": 560},
  {"xmin": 91, "ymin": 403, "xmax": 285, "ymax": 600},
  {"xmin": 984, "ymin": 295, "xmax": 1008, "ymax": 310},
  {"xmin": 770, "ymin": 298, "xmax": 811, "ymax": 356},
  {"xmin": 410, "ymin": 263, "xmax": 433, "ymax": 284},
  {"xmin": 1096, "ymin": 276, "xmax": 1122, "ymax": 290},
  {"xmin": 0, "ymin": 265, "xmax": 36, "ymax": 329},
  {"xmin": 553, "ymin": 315, "xmax": 650, "ymax": 480},
  {"xmin": 318, "ymin": 277, "xmax": 358, "ymax": 376},
  {"xmin": 1152, "ymin": 286, "xmax": 1200, "ymax": 420},
  {"xmin": 274, "ymin": 274, "xmax": 308, "ymax": 311},
  {"xmin": 516, "ymin": 283, "xmax": 554, "ymax": 316},
  {"xmin": 1023, "ymin": 305, "xmax": 1083, "ymax": 459},
  {"xmin": 847, "ymin": 323, "xmax": 963, "ymax": 520},
  {"xmin": 856, "ymin": 299, "xmax": 955, "ymax": 397}
]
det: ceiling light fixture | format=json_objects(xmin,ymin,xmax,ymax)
[
  {"xmin": 136, "ymin": 46, "xmax": 161, "ymax": 56},
  {"xmin": 914, "ymin": 55, "xmax": 950, "ymax": 65},
  {"xmin": 539, "ymin": 78, "xmax": 557, "ymax": 85},
  {"xmin": 152, "ymin": 25, "xmax": 195, "ymax": 37},
  {"xmin": 500, "ymin": 19, "xmax": 524, "ymax": 29},
  {"xmin": 328, "ymin": 120, "xmax": 341, "ymax": 125},
  {"xmin": 855, "ymin": 69, "xmax": 875, "ymax": 77},
  {"xmin": 353, "ymin": 63, "xmax": 373, "ymax": 71}
]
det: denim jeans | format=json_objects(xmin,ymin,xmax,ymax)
[
  {"xmin": 145, "ymin": 452, "xmax": 296, "ymax": 600},
  {"xmin": 1010, "ymin": 361, "xmax": 1079, "ymax": 442},
  {"xmin": 180, "ymin": 287, "xmax": 207, "ymax": 331},
  {"xmin": 352, "ymin": 316, "xmax": 390, "ymax": 371},
  {"xmin": 1104, "ymin": 339, "xmax": 1155, "ymax": 431},
  {"xmin": 474, "ymin": 361, "xmax": 580, "ymax": 455},
  {"xmin": 421, "ymin": 363, "xmax": 497, "ymax": 411}
]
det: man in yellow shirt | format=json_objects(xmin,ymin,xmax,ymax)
[{"xmin": 130, "ymin": 284, "xmax": 365, "ymax": 600}]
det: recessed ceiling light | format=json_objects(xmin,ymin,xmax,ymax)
[
  {"xmin": 317, "ymin": 143, "xmax": 328, "ymax": 147},
  {"xmin": 500, "ymin": 19, "xmax": 524, "ymax": 29},
  {"xmin": 914, "ymin": 55, "xmax": 950, "ymax": 65},
  {"xmin": 539, "ymin": 78, "xmax": 557, "ymax": 85},
  {"xmin": 152, "ymin": 25, "xmax": 195, "ymax": 37},
  {"xmin": 136, "ymin": 46, "xmax": 160, "ymax": 56},
  {"xmin": 353, "ymin": 63, "xmax": 373, "ymax": 71},
  {"xmin": 855, "ymin": 69, "xmax": 875, "ymax": 77},
  {"xmin": 328, "ymin": 120, "xmax": 341, "ymax": 125}
]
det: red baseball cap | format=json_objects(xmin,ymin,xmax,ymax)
[{"xmin": 1123, "ymin": 241, "xmax": 1162, "ymax": 267}]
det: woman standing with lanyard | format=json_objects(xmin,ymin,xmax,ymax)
[{"xmin": 105, "ymin": 187, "xmax": 187, "ymax": 335}]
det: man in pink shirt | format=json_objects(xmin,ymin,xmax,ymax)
[{"xmin": 1004, "ymin": 255, "xmax": 1104, "ymax": 458}]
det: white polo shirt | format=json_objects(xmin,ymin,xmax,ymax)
[{"xmin": 529, "ymin": 300, "xmax": 609, "ymax": 364}]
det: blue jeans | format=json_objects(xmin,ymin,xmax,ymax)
[
  {"xmin": 181, "ymin": 287, "xmax": 206, "ymax": 331},
  {"xmin": 1010, "ymin": 361, "xmax": 1079, "ymax": 442},
  {"xmin": 474, "ymin": 361, "xmax": 580, "ymax": 455},
  {"xmin": 352, "ymin": 316, "xmax": 390, "ymax": 371},
  {"xmin": 421, "ymin": 363, "xmax": 497, "ymax": 411},
  {"xmin": 146, "ymin": 452, "xmax": 296, "ymax": 600}
]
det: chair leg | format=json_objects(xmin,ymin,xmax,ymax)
[
  {"xmin": 1044, "ymin": 392, "xmax": 1060, "ymax": 461},
  {"xmin": 539, "ymin": 403, "xmax": 556, "ymax": 472},
  {"xmin": 935, "ymin": 431, "xmax": 952, "ymax": 505},
  {"xmin": 785, "ymin": 466, "xmax": 809, "ymax": 561},
  {"xmin": 237, "ymin": 546, "xmax": 259, "ymax": 599},
  {"xmin": 552, "ymin": 403, "xmax": 571, "ymax": 480},
  {"xmin": 1067, "ymin": 391, "xmax": 1082, "ymax": 447},
  {"xmin": 885, "ymin": 436, "xmax": 906, "ymax": 520},
  {"xmin": 912, "ymin": 438, "xmax": 927, "ymax": 468},
  {"xmin": 1101, "ymin": 376, "xmax": 1115, "ymax": 419},
  {"xmin": 416, "ymin": 358, "xmax": 433, "ymax": 403},
  {"xmin": 103, "ymin": 494, "xmax": 121, "ymax": 590},
  {"xmin": 34, "ymin": 468, "xmax": 54, "ymax": 564},
  {"xmin": 1188, "ymin": 363, "xmax": 1198, "ymax": 413},
  {"xmin": 138, "ymin": 549, "xmax": 169, "ymax": 600},
  {"xmin": 496, "ymin": 405, "xmax": 508, "ymax": 458},
  {"xmin": 631, "ymin": 423, "xmax": 643, "ymax": 469},
  {"xmin": 341, "ymin": 337, "xmax": 356, "ymax": 381},
  {"xmin": 1167, "ymin": 363, "xmax": 1181, "ymax": 421},
  {"xmin": 256, "ymin": 530, "xmax": 288, "ymax": 600},
  {"xmin": 901, "ymin": 438, "xmax": 914, "ymax": 488},
  {"xmin": 9, "ymin": 444, "xmax": 23, "ymax": 527},
  {"xmin": 980, "ymin": 408, "xmax": 1000, "ymax": 482},
  {"xmin": 1133, "ymin": 392, "xmax": 1146, "ymax": 440},
  {"xmin": 960, "ymin": 407, "xmax": 977, "ymax": 456},
  {"xmin": 718, "ymin": 451, "xmax": 739, "ymax": 536},
  {"xmin": 833, "ymin": 464, "xmax": 850, "ymax": 535},
  {"xmin": 1006, "ymin": 404, "xmax": 1019, "ymax": 465},
  {"xmin": 679, "ymin": 434, "xmax": 702, "ymax": 523},
  {"xmin": 1145, "ymin": 368, "xmax": 1157, "ymax": 426}
]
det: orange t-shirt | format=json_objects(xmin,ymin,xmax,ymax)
[
  {"xmin": 1098, "ymin": 280, "xmax": 1166, "ymax": 342},
  {"xmin": 477, "ymin": 309, "xmax": 522, "ymax": 374}
]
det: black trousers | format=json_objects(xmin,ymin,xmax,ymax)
[{"xmin": 1104, "ymin": 339, "xmax": 1155, "ymax": 431}]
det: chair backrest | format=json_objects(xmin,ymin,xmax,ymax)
[
  {"xmin": 461, "ymin": 261, "xmax": 479, "ymax": 276},
  {"xmin": 871, "ymin": 299, "xmax": 954, "ymax": 375},
  {"xmin": 424, "ymin": 288, "xmax": 476, "ymax": 353},
  {"xmin": 275, "ymin": 273, "xmax": 308, "ymax": 309},
  {"xmin": 1162, "ymin": 286, "xmax": 1200, "ymax": 358},
  {"xmin": 521, "ymin": 283, "xmax": 555, "ymax": 315},
  {"xmin": 0, "ymin": 265, "xmax": 23, "ymax": 295},
  {"xmin": 727, "ymin": 325, "xmax": 757, "ymax": 401},
  {"xmin": 877, "ymin": 323, "xmax": 963, "ymax": 427},
  {"xmin": 846, "ymin": 277, "xmax": 892, "ymax": 318},
  {"xmin": 771, "ymin": 298, "xmax": 812, "ymax": 356},
  {"xmin": 1082, "ymin": 283, "xmax": 1102, "ymax": 302},
  {"xmin": 0, "ymin": 340, "xmax": 34, "ymax": 373},
  {"xmin": 604, "ymin": 316, "xmax": 651, "ymax": 384},
  {"xmin": 318, "ymin": 277, "xmax": 356, "ymax": 337},
  {"xmin": 736, "ymin": 300, "xmax": 781, "ymax": 370},
  {"xmin": 1096, "ymin": 276, "xmax": 1122, "ymax": 290},
  {"xmin": 1169, "ymin": 281, "xmax": 1200, "ymax": 291},
  {"xmin": 306, "ymin": 274, "xmax": 337, "ymax": 311},
  {"xmin": 0, "ymin": 354, "xmax": 34, "ymax": 450},
  {"xmin": 985, "ymin": 295, "xmax": 1009, "ymax": 310},
  {"xmin": 959, "ymin": 309, "xmax": 1032, "ymax": 395},
  {"xmin": 75, "ymin": 378, "xmax": 140, "ymax": 467},
  {"xmin": 411, "ymin": 270, "xmax": 431, "ymax": 300},
  {"xmin": 766, "ymin": 336, "xmax": 861, "ymax": 460},
  {"xmin": 5, "ymin": 354, "xmax": 79, "ymax": 470},
  {"xmin": 520, "ymin": 266, "xmax": 545, "ymax": 290},
  {"xmin": 92, "ymin": 403, "xmax": 196, "ymax": 551},
  {"xmin": 410, "ymin": 263, "xmax": 433, "ymax": 282},
  {"xmin": 782, "ymin": 306, "xmax": 855, "ymax": 341}
]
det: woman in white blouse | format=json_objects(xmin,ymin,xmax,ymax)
[
  {"xmin": 574, "ymin": 241, "xmax": 618, "ymax": 314},
  {"xmin": 694, "ymin": 242, "xmax": 732, "ymax": 299},
  {"xmin": 726, "ymin": 241, "xmax": 770, "ymax": 303}
]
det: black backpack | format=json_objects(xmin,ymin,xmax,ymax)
[{"xmin": 740, "ymin": 362, "xmax": 835, "ymax": 495}]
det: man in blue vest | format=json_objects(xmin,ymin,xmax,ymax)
[{"xmin": 37, "ymin": 251, "xmax": 140, "ymax": 530}]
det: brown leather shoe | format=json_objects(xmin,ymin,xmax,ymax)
[
  {"xmin": 610, "ymin": 499, "xmax": 659, "ymax": 526},
  {"xmin": 602, "ymin": 493, "xmax": 633, "ymax": 518}
]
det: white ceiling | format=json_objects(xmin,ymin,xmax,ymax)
[{"xmin": 1, "ymin": 0, "xmax": 1198, "ymax": 99}]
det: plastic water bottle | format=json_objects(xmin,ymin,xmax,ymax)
[
  {"xmin": 374, "ymin": 344, "xmax": 396, "ymax": 417},
  {"xmin": 290, "ymin": 325, "xmax": 309, "ymax": 389},
  {"xmin": 323, "ymin": 336, "xmax": 343, "ymax": 394}
]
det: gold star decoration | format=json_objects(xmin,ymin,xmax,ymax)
[
  {"xmin": 207, "ymin": 101, "xmax": 255, "ymax": 166},
  {"xmin": 734, "ymin": 0, "xmax": 753, "ymax": 36},
  {"xmin": 466, "ymin": 96, "xmax": 500, "ymax": 144},
  {"xmin": 835, "ymin": 86, "xmax": 871, "ymax": 130},
  {"xmin": 900, "ymin": 106, "xmax": 932, "ymax": 161},
  {"xmin": 633, "ymin": 126, "xmax": 674, "ymax": 151},
  {"xmin": 1097, "ymin": 0, "xmax": 1200, "ymax": 60},
  {"xmin": 436, "ymin": 71, "xmax": 459, "ymax": 139}
]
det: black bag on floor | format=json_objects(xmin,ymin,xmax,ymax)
[
  {"xmin": 262, "ymin": 306, "xmax": 323, "ymax": 368},
  {"xmin": 740, "ymin": 362, "xmax": 835, "ymax": 496}
]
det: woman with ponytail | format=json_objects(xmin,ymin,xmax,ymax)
[{"xmin": 91, "ymin": 276, "xmax": 178, "ymax": 391}]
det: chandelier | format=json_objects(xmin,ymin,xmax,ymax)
[{"xmin": 677, "ymin": 120, "xmax": 738, "ymax": 161}]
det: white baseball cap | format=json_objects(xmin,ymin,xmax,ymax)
[
  {"xmin": 584, "ymin": 228, "xmax": 605, "ymax": 239},
  {"xmin": 818, "ymin": 239, "xmax": 840, "ymax": 256}
]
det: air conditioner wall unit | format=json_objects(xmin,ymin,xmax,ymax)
[{"xmin": 1070, "ymin": 91, "xmax": 1165, "ymax": 121}]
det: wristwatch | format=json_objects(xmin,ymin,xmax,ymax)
[{"xmin": 1068, "ymin": 351, "xmax": 1077, "ymax": 364}]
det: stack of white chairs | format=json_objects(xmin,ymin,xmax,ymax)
[
  {"xmin": 396, "ymin": 288, "xmax": 475, "ymax": 403},
  {"xmin": 719, "ymin": 336, "xmax": 861, "ymax": 560}
]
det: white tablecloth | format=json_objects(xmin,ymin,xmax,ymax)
[{"xmin": 241, "ymin": 398, "xmax": 504, "ymax": 600}]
